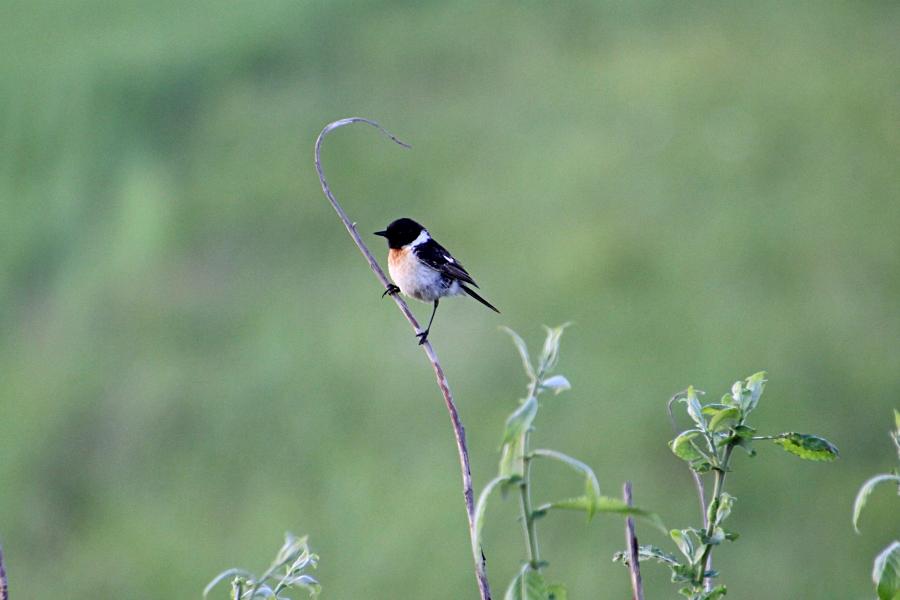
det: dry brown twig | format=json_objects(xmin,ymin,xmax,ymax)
[
  {"xmin": 314, "ymin": 117, "xmax": 492, "ymax": 600},
  {"xmin": 623, "ymin": 481, "xmax": 645, "ymax": 600},
  {"xmin": 0, "ymin": 545, "xmax": 7, "ymax": 600}
]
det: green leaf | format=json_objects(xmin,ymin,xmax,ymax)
[
  {"xmin": 537, "ymin": 323, "xmax": 570, "ymax": 375},
  {"xmin": 853, "ymin": 474, "xmax": 900, "ymax": 532},
  {"xmin": 683, "ymin": 386, "xmax": 706, "ymax": 429},
  {"xmin": 502, "ymin": 326, "xmax": 535, "ymax": 380},
  {"xmin": 540, "ymin": 375, "xmax": 571, "ymax": 395},
  {"xmin": 771, "ymin": 433, "xmax": 839, "ymax": 461},
  {"xmin": 631, "ymin": 544, "xmax": 680, "ymax": 567},
  {"xmin": 502, "ymin": 396, "xmax": 538, "ymax": 446},
  {"xmin": 715, "ymin": 492, "xmax": 735, "ymax": 525},
  {"xmin": 670, "ymin": 529, "xmax": 694, "ymax": 562},
  {"xmin": 729, "ymin": 380, "xmax": 744, "ymax": 408},
  {"xmin": 732, "ymin": 424, "xmax": 756, "ymax": 439},
  {"xmin": 743, "ymin": 371, "xmax": 766, "ymax": 414},
  {"xmin": 894, "ymin": 409, "xmax": 900, "ymax": 433},
  {"xmin": 670, "ymin": 430, "xmax": 705, "ymax": 462},
  {"xmin": 504, "ymin": 565, "xmax": 548, "ymax": 600},
  {"xmin": 546, "ymin": 583, "xmax": 567, "ymax": 600},
  {"xmin": 708, "ymin": 407, "xmax": 741, "ymax": 432},
  {"xmin": 472, "ymin": 475, "xmax": 510, "ymax": 560},
  {"xmin": 499, "ymin": 396, "xmax": 538, "ymax": 478},
  {"xmin": 542, "ymin": 495, "xmax": 666, "ymax": 532},
  {"xmin": 874, "ymin": 541, "xmax": 900, "ymax": 600},
  {"xmin": 698, "ymin": 585, "xmax": 728, "ymax": 600},
  {"xmin": 531, "ymin": 448, "xmax": 601, "ymax": 504},
  {"xmin": 701, "ymin": 527, "xmax": 726, "ymax": 546}
]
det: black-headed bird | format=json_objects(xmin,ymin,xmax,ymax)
[{"xmin": 375, "ymin": 218, "xmax": 499, "ymax": 344}]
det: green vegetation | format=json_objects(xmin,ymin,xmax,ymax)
[
  {"xmin": 853, "ymin": 411, "xmax": 900, "ymax": 600},
  {"xmin": 473, "ymin": 325, "xmax": 661, "ymax": 599},
  {"xmin": 618, "ymin": 374, "xmax": 837, "ymax": 599},
  {"xmin": 1, "ymin": 2, "xmax": 898, "ymax": 598},
  {"xmin": 205, "ymin": 533, "xmax": 320, "ymax": 600}
]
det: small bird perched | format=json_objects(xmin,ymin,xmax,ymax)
[{"xmin": 375, "ymin": 217, "xmax": 499, "ymax": 344}]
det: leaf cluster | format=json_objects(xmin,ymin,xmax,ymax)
[
  {"xmin": 204, "ymin": 533, "xmax": 320, "ymax": 600},
  {"xmin": 618, "ymin": 372, "xmax": 838, "ymax": 600}
]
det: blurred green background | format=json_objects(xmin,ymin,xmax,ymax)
[{"xmin": 1, "ymin": 1, "xmax": 898, "ymax": 598}]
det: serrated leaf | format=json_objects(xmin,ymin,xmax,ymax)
[
  {"xmin": 772, "ymin": 433, "xmax": 839, "ymax": 461},
  {"xmin": 633, "ymin": 544, "xmax": 680, "ymax": 567},
  {"xmin": 709, "ymin": 407, "xmax": 741, "ymax": 432},
  {"xmin": 542, "ymin": 495, "xmax": 666, "ymax": 532},
  {"xmin": 853, "ymin": 474, "xmax": 900, "ymax": 532},
  {"xmin": 473, "ymin": 475, "xmax": 511, "ymax": 560},
  {"xmin": 504, "ymin": 565, "xmax": 548, "ymax": 600},
  {"xmin": 540, "ymin": 375, "xmax": 571, "ymax": 395},
  {"xmin": 874, "ymin": 541, "xmax": 900, "ymax": 600},
  {"xmin": 502, "ymin": 327, "xmax": 535, "ymax": 380}
]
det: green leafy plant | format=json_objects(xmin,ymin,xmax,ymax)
[
  {"xmin": 616, "ymin": 372, "xmax": 838, "ymax": 600},
  {"xmin": 852, "ymin": 410, "xmax": 900, "ymax": 600},
  {"xmin": 474, "ymin": 325, "xmax": 663, "ymax": 599},
  {"xmin": 205, "ymin": 533, "xmax": 320, "ymax": 599}
]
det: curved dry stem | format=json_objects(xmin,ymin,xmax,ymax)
[{"xmin": 314, "ymin": 117, "xmax": 492, "ymax": 600}]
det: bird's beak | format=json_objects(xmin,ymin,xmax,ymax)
[{"xmin": 374, "ymin": 230, "xmax": 388, "ymax": 237}]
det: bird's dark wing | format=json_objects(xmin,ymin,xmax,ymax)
[{"xmin": 414, "ymin": 239, "xmax": 478, "ymax": 287}]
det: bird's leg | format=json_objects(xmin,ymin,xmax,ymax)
[
  {"xmin": 416, "ymin": 299, "xmax": 439, "ymax": 345},
  {"xmin": 382, "ymin": 283, "xmax": 400, "ymax": 298}
]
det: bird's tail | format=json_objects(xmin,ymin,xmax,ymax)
[{"xmin": 460, "ymin": 284, "xmax": 500, "ymax": 313}]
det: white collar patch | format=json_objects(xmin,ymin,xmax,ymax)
[{"xmin": 407, "ymin": 229, "xmax": 430, "ymax": 248}]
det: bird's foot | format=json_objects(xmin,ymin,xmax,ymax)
[
  {"xmin": 382, "ymin": 284, "xmax": 400, "ymax": 298},
  {"xmin": 416, "ymin": 329, "xmax": 430, "ymax": 345}
]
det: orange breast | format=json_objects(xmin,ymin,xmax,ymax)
[{"xmin": 388, "ymin": 247, "xmax": 407, "ymax": 268}]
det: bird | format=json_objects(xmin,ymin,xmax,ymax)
[{"xmin": 374, "ymin": 217, "xmax": 499, "ymax": 344}]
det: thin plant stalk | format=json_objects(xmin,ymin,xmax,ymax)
[
  {"xmin": 623, "ymin": 482, "xmax": 644, "ymax": 600},
  {"xmin": 668, "ymin": 391, "xmax": 712, "ymax": 589},
  {"xmin": 519, "ymin": 434, "xmax": 541, "ymax": 569},
  {"xmin": 695, "ymin": 444, "xmax": 736, "ymax": 588},
  {"xmin": 314, "ymin": 118, "xmax": 492, "ymax": 600}
]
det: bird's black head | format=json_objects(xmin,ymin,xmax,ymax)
[{"xmin": 374, "ymin": 218, "xmax": 426, "ymax": 249}]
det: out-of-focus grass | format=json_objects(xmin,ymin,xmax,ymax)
[{"xmin": 1, "ymin": 2, "xmax": 898, "ymax": 598}]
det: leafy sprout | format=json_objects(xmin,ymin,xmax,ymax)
[
  {"xmin": 617, "ymin": 372, "xmax": 838, "ymax": 600},
  {"xmin": 205, "ymin": 533, "xmax": 320, "ymax": 599}
]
